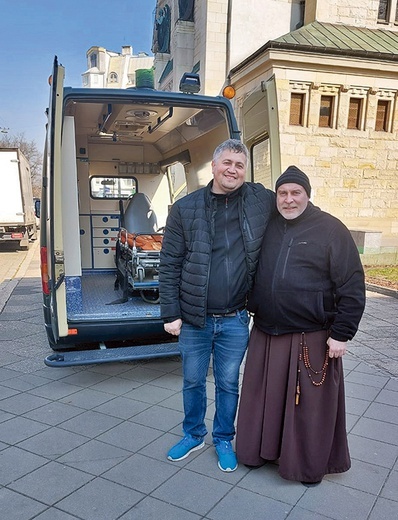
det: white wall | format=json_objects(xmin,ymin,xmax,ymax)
[{"xmin": 229, "ymin": 0, "xmax": 303, "ymax": 69}]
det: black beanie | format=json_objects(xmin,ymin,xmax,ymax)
[{"xmin": 275, "ymin": 165, "xmax": 311, "ymax": 197}]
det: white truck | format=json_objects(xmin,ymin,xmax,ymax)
[{"xmin": 0, "ymin": 148, "xmax": 37, "ymax": 249}]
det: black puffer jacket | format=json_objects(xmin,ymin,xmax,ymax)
[
  {"xmin": 248, "ymin": 203, "xmax": 366, "ymax": 341},
  {"xmin": 159, "ymin": 181, "xmax": 275, "ymax": 327}
]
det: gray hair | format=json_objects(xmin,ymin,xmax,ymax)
[{"xmin": 213, "ymin": 139, "xmax": 249, "ymax": 163}]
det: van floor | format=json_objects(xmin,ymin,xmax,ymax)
[{"xmin": 67, "ymin": 271, "xmax": 161, "ymax": 321}]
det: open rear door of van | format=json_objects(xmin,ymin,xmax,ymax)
[{"xmin": 46, "ymin": 56, "xmax": 68, "ymax": 343}]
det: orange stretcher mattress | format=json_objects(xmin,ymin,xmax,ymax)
[{"xmin": 119, "ymin": 229, "xmax": 163, "ymax": 251}]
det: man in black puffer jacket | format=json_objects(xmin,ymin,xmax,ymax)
[
  {"xmin": 236, "ymin": 166, "xmax": 366, "ymax": 486},
  {"xmin": 159, "ymin": 139, "xmax": 274, "ymax": 472}
]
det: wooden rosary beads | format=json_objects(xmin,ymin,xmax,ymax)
[{"xmin": 296, "ymin": 332, "xmax": 329, "ymax": 405}]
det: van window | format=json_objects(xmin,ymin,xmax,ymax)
[
  {"xmin": 251, "ymin": 137, "xmax": 272, "ymax": 187},
  {"xmin": 90, "ymin": 175, "xmax": 137, "ymax": 199}
]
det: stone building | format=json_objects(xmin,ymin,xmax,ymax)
[
  {"xmin": 152, "ymin": 0, "xmax": 302, "ymax": 94},
  {"xmin": 82, "ymin": 45, "xmax": 153, "ymax": 89},
  {"xmin": 151, "ymin": 0, "xmax": 398, "ymax": 260}
]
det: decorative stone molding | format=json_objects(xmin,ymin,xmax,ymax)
[
  {"xmin": 348, "ymin": 86, "xmax": 369, "ymax": 97},
  {"xmin": 378, "ymin": 89, "xmax": 397, "ymax": 99},
  {"xmin": 290, "ymin": 81, "xmax": 311, "ymax": 93},
  {"xmin": 319, "ymin": 84, "xmax": 341, "ymax": 95}
]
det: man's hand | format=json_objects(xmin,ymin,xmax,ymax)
[
  {"xmin": 327, "ymin": 337, "xmax": 347, "ymax": 358},
  {"xmin": 164, "ymin": 319, "xmax": 182, "ymax": 336}
]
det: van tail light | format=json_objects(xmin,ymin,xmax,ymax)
[{"xmin": 40, "ymin": 246, "xmax": 50, "ymax": 295}]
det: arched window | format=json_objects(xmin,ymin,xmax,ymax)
[
  {"xmin": 90, "ymin": 53, "xmax": 97, "ymax": 68},
  {"xmin": 109, "ymin": 72, "xmax": 118, "ymax": 83}
]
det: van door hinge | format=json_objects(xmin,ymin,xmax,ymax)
[{"xmin": 54, "ymin": 250, "xmax": 65, "ymax": 264}]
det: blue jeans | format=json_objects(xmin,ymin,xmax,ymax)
[{"xmin": 178, "ymin": 310, "xmax": 249, "ymax": 444}]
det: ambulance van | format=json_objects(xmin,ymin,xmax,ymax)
[{"xmin": 41, "ymin": 57, "xmax": 240, "ymax": 366}]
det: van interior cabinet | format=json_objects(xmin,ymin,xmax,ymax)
[{"xmin": 91, "ymin": 214, "xmax": 119, "ymax": 269}]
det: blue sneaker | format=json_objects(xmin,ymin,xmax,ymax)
[
  {"xmin": 215, "ymin": 440, "xmax": 238, "ymax": 472},
  {"xmin": 167, "ymin": 435, "xmax": 205, "ymax": 461}
]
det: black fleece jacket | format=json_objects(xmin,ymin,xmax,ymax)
[
  {"xmin": 248, "ymin": 203, "xmax": 366, "ymax": 341},
  {"xmin": 159, "ymin": 180, "xmax": 275, "ymax": 327}
]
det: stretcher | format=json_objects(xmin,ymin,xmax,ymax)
[{"xmin": 113, "ymin": 193, "xmax": 163, "ymax": 304}]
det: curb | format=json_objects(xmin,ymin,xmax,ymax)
[
  {"xmin": 0, "ymin": 239, "xmax": 40, "ymax": 313},
  {"xmin": 365, "ymin": 282, "xmax": 398, "ymax": 299},
  {"xmin": 0, "ymin": 279, "xmax": 20, "ymax": 314},
  {"xmin": 15, "ymin": 236, "xmax": 40, "ymax": 278}
]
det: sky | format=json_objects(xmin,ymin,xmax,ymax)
[{"xmin": 0, "ymin": 0, "xmax": 156, "ymax": 148}]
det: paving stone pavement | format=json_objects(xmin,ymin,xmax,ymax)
[{"xmin": 0, "ymin": 239, "xmax": 397, "ymax": 520}]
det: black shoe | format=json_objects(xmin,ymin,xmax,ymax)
[
  {"xmin": 244, "ymin": 463, "xmax": 265, "ymax": 469},
  {"xmin": 301, "ymin": 480, "xmax": 321, "ymax": 487}
]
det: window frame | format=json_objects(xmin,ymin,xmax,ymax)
[
  {"xmin": 89, "ymin": 53, "xmax": 98, "ymax": 68},
  {"xmin": 344, "ymin": 86, "xmax": 369, "ymax": 131},
  {"xmin": 319, "ymin": 95, "xmax": 334, "ymax": 128},
  {"xmin": 250, "ymin": 136, "xmax": 272, "ymax": 187},
  {"xmin": 375, "ymin": 99, "xmax": 390, "ymax": 131},
  {"xmin": 289, "ymin": 82, "xmax": 311, "ymax": 127},
  {"xmin": 347, "ymin": 97, "xmax": 363, "ymax": 130},
  {"xmin": 109, "ymin": 72, "xmax": 118, "ymax": 83},
  {"xmin": 374, "ymin": 90, "xmax": 396, "ymax": 132},
  {"xmin": 378, "ymin": 0, "xmax": 390, "ymax": 22},
  {"xmin": 289, "ymin": 93, "xmax": 305, "ymax": 126},
  {"xmin": 317, "ymin": 85, "xmax": 340, "ymax": 129},
  {"xmin": 89, "ymin": 175, "xmax": 138, "ymax": 200}
]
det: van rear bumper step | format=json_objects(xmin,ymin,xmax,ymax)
[{"xmin": 44, "ymin": 342, "xmax": 180, "ymax": 367}]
